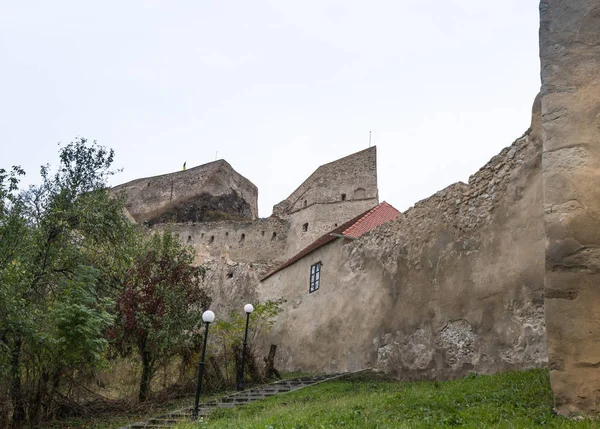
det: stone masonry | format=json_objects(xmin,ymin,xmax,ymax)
[
  {"xmin": 540, "ymin": 0, "xmax": 600, "ymax": 416},
  {"xmin": 113, "ymin": 147, "xmax": 380, "ymax": 317}
]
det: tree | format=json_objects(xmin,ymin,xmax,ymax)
[
  {"xmin": 110, "ymin": 231, "xmax": 211, "ymax": 402},
  {"xmin": 0, "ymin": 138, "xmax": 132, "ymax": 427}
]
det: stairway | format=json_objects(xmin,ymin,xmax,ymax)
[{"xmin": 119, "ymin": 373, "xmax": 348, "ymax": 428}]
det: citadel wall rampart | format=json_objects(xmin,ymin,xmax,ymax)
[
  {"xmin": 153, "ymin": 216, "xmax": 289, "ymax": 264},
  {"xmin": 260, "ymin": 98, "xmax": 547, "ymax": 379}
]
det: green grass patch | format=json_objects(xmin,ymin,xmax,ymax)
[{"xmin": 175, "ymin": 369, "xmax": 599, "ymax": 428}]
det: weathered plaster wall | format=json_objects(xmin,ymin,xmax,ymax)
[
  {"xmin": 113, "ymin": 160, "xmax": 258, "ymax": 224},
  {"xmin": 539, "ymin": 0, "xmax": 600, "ymax": 416},
  {"xmin": 260, "ymin": 100, "xmax": 547, "ymax": 379}
]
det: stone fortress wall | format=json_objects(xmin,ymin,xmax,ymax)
[
  {"xmin": 112, "ymin": 2, "xmax": 600, "ymax": 414},
  {"xmin": 153, "ymin": 216, "xmax": 289, "ymax": 264},
  {"xmin": 116, "ymin": 147, "xmax": 380, "ymax": 269},
  {"xmin": 114, "ymin": 147, "xmax": 380, "ymax": 316},
  {"xmin": 260, "ymin": 97, "xmax": 547, "ymax": 380}
]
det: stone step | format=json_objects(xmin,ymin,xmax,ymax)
[
  {"xmin": 122, "ymin": 372, "xmax": 353, "ymax": 428},
  {"xmin": 147, "ymin": 418, "xmax": 180, "ymax": 425}
]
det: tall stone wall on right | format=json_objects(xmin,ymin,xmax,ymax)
[{"xmin": 540, "ymin": 0, "xmax": 600, "ymax": 416}]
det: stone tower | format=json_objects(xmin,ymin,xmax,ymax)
[{"xmin": 273, "ymin": 146, "xmax": 379, "ymax": 257}]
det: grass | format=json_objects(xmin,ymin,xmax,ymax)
[{"xmin": 174, "ymin": 369, "xmax": 600, "ymax": 429}]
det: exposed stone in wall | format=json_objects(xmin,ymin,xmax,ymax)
[
  {"xmin": 147, "ymin": 191, "xmax": 252, "ymax": 225},
  {"xmin": 113, "ymin": 160, "xmax": 258, "ymax": 224},
  {"xmin": 540, "ymin": 0, "xmax": 600, "ymax": 416},
  {"xmin": 261, "ymin": 98, "xmax": 547, "ymax": 380}
]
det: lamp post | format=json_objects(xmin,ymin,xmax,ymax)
[
  {"xmin": 237, "ymin": 303, "xmax": 254, "ymax": 391},
  {"xmin": 193, "ymin": 310, "xmax": 215, "ymax": 420}
]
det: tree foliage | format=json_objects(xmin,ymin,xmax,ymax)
[
  {"xmin": 0, "ymin": 138, "xmax": 213, "ymax": 426},
  {"xmin": 110, "ymin": 231, "xmax": 211, "ymax": 402}
]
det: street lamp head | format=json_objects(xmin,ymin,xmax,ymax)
[
  {"xmin": 244, "ymin": 304, "xmax": 254, "ymax": 314},
  {"xmin": 202, "ymin": 310, "xmax": 215, "ymax": 323}
]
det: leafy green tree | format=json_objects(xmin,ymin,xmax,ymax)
[
  {"xmin": 110, "ymin": 231, "xmax": 211, "ymax": 402},
  {"xmin": 0, "ymin": 138, "xmax": 132, "ymax": 427}
]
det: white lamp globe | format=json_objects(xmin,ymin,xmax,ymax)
[
  {"xmin": 244, "ymin": 304, "xmax": 254, "ymax": 314},
  {"xmin": 202, "ymin": 310, "xmax": 215, "ymax": 323}
]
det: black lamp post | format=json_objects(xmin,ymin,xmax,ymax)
[
  {"xmin": 237, "ymin": 303, "xmax": 254, "ymax": 391},
  {"xmin": 193, "ymin": 310, "xmax": 215, "ymax": 420}
]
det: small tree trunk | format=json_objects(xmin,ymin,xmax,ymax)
[
  {"xmin": 233, "ymin": 344, "xmax": 242, "ymax": 389},
  {"xmin": 209, "ymin": 356, "xmax": 224, "ymax": 387},
  {"xmin": 10, "ymin": 337, "xmax": 26, "ymax": 428},
  {"xmin": 264, "ymin": 344, "xmax": 281, "ymax": 380},
  {"xmin": 246, "ymin": 345, "xmax": 262, "ymax": 384},
  {"xmin": 139, "ymin": 349, "xmax": 153, "ymax": 403},
  {"xmin": 30, "ymin": 370, "xmax": 49, "ymax": 425},
  {"xmin": 45, "ymin": 369, "xmax": 62, "ymax": 421}
]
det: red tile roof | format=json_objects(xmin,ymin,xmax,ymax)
[
  {"xmin": 261, "ymin": 201, "xmax": 400, "ymax": 281},
  {"xmin": 342, "ymin": 201, "xmax": 400, "ymax": 238}
]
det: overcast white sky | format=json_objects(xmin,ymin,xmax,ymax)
[{"xmin": 0, "ymin": 1, "xmax": 540, "ymax": 216}]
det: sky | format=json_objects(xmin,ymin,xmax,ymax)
[{"xmin": 0, "ymin": 1, "xmax": 541, "ymax": 217}]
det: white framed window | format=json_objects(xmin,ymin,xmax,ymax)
[{"xmin": 309, "ymin": 262, "xmax": 321, "ymax": 293}]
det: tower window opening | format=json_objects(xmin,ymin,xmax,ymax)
[
  {"xmin": 187, "ymin": 235, "xmax": 192, "ymax": 243},
  {"xmin": 240, "ymin": 233, "xmax": 246, "ymax": 243},
  {"xmin": 271, "ymin": 232, "xmax": 277, "ymax": 241},
  {"xmin": 341, "ymin": 193, "xmax": 346, "ymax": 201},
  {"xmin": 209, "ymin": 235, "xmax": 214, "ymax": 244},
  {"xmin": 304, "ymin": 200, "xmax": 307, "ymax": 208},
  {"xmin": 302, "ymin": 223, "xmax": 309, "ymax": 232}
]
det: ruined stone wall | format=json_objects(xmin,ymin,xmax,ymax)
[
  {"xmin": 260, "ymin": 100, "xmax": 547, "ymax": 379},
  {"xmin": 153, "ymin": 216, "xmax": 289, "ymax": 264},
  {"xmin": 113, "ymin": 160, "xmax": 258, "ymax": 224},
  {"xmin": 539, "ymin": 0, "xmax": 600, "ymax": 416}
]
